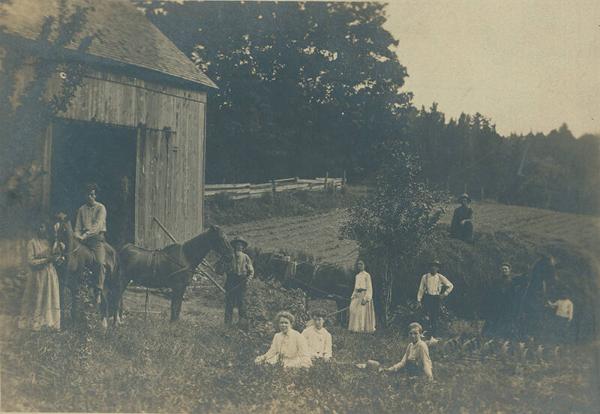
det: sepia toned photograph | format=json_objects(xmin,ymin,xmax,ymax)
[{"xmin": 0, "ymin": 0, "xmax": 598, "ymax": 412}]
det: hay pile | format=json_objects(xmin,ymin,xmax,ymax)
[{"xmin": 243, "ymin": 278, "xmax": 309, "ymax": 337}]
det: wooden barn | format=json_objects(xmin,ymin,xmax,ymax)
[{"xmin": 0, "ymin": 0, "xmax": 216, "ymax": 261}]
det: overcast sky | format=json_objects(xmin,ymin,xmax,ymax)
[{"xmin": 383, "ymin": 0, "xmax": 600, "ymax": 136}]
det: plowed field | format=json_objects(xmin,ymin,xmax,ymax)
[{"xmin": 223, "ymin": 202, "xmax": 600, "ymax": 268}]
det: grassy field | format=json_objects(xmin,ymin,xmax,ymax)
[
  {"xmin": 2, "ymin": 200, "xmax": 600, "ymax": 413},
  {"xmin": 2, "ymin": 286, "xmax": 599, "ymax": 413}
]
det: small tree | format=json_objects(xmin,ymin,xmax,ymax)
[
  {"xmin": 342, "ymin": 141, "xmax": 448, "ymax": 327},
  {"xmin": 0, "ymin": 0, "xmax": 90, "ymax": 233}
]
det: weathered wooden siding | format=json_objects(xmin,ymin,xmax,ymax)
[{"xmin": 46, "ymin": 69, "xmax": 206, "ymax": 248}]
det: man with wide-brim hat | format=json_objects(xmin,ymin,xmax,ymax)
[
  {"xmin": 224, "ymin": 235, "xmax": 254, "ymax": 326},
  {"xmin": 450, "ymin": 192, "xmax": 474, "ymax": 243},
  {"xmin": 230, "ymin": 235, "xmax": 249, "ymax": 249},
  {"xmin": 417, "ymin": 259, "xmax": 454, "ymax": 339}
]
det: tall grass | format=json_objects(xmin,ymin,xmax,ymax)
[{"xmin": 2, "ymin": 311, "xmax": 598, "ymax": 413}]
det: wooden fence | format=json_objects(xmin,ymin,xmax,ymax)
[{"xmin": 205, "ymin": 177, "xmax": 344, "ymax": 200}]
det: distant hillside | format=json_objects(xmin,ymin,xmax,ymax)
[{"xmin": 224, "ymin": 201, "xmax": 600, "ymax": 267}]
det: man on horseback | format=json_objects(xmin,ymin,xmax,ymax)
[{"xmin": 74, "ymin": 183, "xmax": 107, "ymax": 304}]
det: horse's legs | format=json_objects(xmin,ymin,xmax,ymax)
[
  {"xmin": 111, "ymin": 276, "xmax": 129, "ymax": 325},
  {"xmin": 171, "ymin": 285, "xmax": 186, "ymax": 322}
]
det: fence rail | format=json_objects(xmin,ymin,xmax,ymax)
[{"xmin": 205, "ymin": 177, "xmax": 344, "ymax": 200}]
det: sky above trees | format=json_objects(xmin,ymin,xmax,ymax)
[{"xmin": 384, "ymin": 0, "xmax": 599, "ymax": 136}]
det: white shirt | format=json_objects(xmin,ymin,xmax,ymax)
[
  {"xmin": 255, "ymin": 329, "xmax": 312, "ymax": 368},
  {"xmin": 74, "ymin": 201, "xmax": 107, "ymax": 237},
  {"xmin": 550, "ymin": 299, "xmax": 573, "ymax": 321},
  {"xmin": 389, "ymin": 340, "xmax": 433, "ymax": 380},
  {"xmin": 417, "ymin": 272, "xmax": 454, "ymax": 302},
  {"xmin": 352, "ymin": 271, "xmax": 373, "ymax": 301},
  {"xmin": 302, "ymin": 325, "xmax": 332, "ymax": 359}
]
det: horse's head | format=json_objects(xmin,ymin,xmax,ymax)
[
  {"xmin": 208, "ymin": 225, "xmax": 233, "ymax": 261},
  {"xmin": 53, "ymin": 212, "xmax": 73, "ymax": 246}
]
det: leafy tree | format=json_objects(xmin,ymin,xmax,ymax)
[
  {"xmin": 141, "ymin": 1, "xmax": 411, "ymax": 183},
  {"xmin": 0, "ymin": 0, "xmax": 90, "ymax": 233},
  {"xmin": 342, "ymin": 142, "xmax": 448, "ymax": 326}
]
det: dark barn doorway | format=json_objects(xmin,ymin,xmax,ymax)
[{"xmin": 51, "ymin": 120, "xmax": 136, "ymax": 247}]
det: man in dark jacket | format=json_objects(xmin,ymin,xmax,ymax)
[
  {"xmin": 450, "ymin": 193, "xmax": 474, "ymax": 243},
  {"xmin": 482, "ymin": 262, "xmax": 519, "ymax": 338}
]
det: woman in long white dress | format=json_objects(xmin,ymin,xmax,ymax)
[
  {"xmin": 348, "ymin": 260, "xmax": 376, "ymax": 333},
  {"xmin": 18, "ymin": 221, "xmax": 61, "ymax": 331},
  {"xmin": 255, "ymin": 311, "xmax": 312, "ymax": 368}
]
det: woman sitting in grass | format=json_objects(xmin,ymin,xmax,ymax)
[
  {"xmin": 302, "ymin": 309, "xmax": 332, "ymax": 361},
  {"xmin": 255, "ymin": 311, "xmax": 312, "ymax": 368},
  {"xmin": 381, "ymin": 322, "xmax": 433, "ymax": 380}
]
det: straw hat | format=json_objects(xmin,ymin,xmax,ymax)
[{"xmin": 230, "ymin": 235, "xmax": 248, "ymax": 248}]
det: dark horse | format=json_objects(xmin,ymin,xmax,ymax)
[
  {"xmin": 515, "ymin": 255, "xmax": 558, "ymax": 339},
  {"xmin": 258, "ymin": 253, "xmax": 353, "ymax": 324},
  {"xmin": 53, "ymin": 215, "xmax": 120, "ymax": 328},
  {"xmin": 117, "ymin": 225, "xmax": 232, "ymax": 321}
]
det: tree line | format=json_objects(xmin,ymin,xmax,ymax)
[
  {"xmin": 144, "ymin": 1, "xmax": 599, "ymax": 215},
  {"xmin": 406, "ymin": 105, "xmax": 599, "ymax": 214}
]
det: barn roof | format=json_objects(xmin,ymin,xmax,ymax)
[{"xmin": 0, "ymin": 0, "xmax": 217, "ymax": 89}]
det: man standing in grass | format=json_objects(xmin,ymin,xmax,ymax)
[
  {"xmin": 482, "ymin": 262, "xmax": 519, "ymax": 338},
  {"xmin": 417, "ymin": 259, "xmax": 454, "ymax": 339},
  {"xmin": 223, "ymin": 235, "xmax": 254, "ymax": 326}
]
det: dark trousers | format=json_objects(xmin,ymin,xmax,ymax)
[
  {"xmin": 82, "ymin": 233, "xmax": 106, "ymax": 290},
  {"xmin": 554, "ymin": 316, "xmax": 571, "ymax": 344},
  {"xmin": 224, "ymin": 273, "xmax": 247, "ymax": 324},
  {"xmin": 457, "ymin": 222, "xmax": 473, "ymax": 242},
  {"xmin": 422, "ymin": 294, "xmax": 441, "ymax": 336}
]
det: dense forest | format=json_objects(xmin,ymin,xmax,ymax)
[{"xmin": 143, "ymin": 1, "xmax": 599, "ymax": 214}]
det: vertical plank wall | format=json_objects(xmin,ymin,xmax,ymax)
[{"xmin": 53, "ymin": 70, "xmax": 207, "ymax": 248}]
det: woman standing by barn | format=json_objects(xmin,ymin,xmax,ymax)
[
  {"xmin": 18, "ymin": 220, "xmax": 61, "ymax": 331},
  {"xmin": 348, "ymin": 260, "xmax": 376, "ymax": 333}
]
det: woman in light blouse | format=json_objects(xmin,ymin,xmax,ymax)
[
  {"xmin": 255, "ymin": 311, "xmax": 312, "ymax": 368},
  {"xmin": 348, "ymin": 260, "xmax": 376, "ymax": 333}
]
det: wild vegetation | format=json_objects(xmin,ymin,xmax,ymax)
[
  {"xmin": 0, "ymin": 1, "xmax": 91, "ymax": 234},
  {"xmin": 1, "ymin": 284, "xmax": 598, "ymax": 413}
]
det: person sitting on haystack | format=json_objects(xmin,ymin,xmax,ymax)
[
  {"xmin": 255, "ymin": 311, "xmax": 312, "ymax": 368},
  {"xmin": 74, "ymin": 183, "xmax": 107, "ymax": 305},
  {"xmin": 450, "ymin": 193, "xmax": 474, "ymax": 243},
  {"xmin": 302, "ymin": 309, "xmax": 333, "ymax": 361},
  {"xmin": 223, "ymin": 235, "xmax": 254, "ymax": 326},
  {"xmin": 381, "ymin": 322, "xmax": 433, "ymax": 381}
]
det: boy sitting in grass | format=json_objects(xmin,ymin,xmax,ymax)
[
  {"xmin": 381, "ymin": 322, "xmax": 433, "ymax": 381},
  {"xmin": 302, "ymin": 309, "xmax": 333, "ymax": 361}
]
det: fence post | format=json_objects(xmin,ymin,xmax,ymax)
[
  {"xmin": 342, "ymin": 170, "xmax": 347, "ymax": 187},
  {"xmin": 271, "ymin": 179, "xmax": 276, "ymax": 195},
  {"xmin": 324, "ymin": 171, "xmax": 329, "ymax": 192}
]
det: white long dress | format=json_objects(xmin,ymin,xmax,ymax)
[
  {"xmin": 348, "ymin": 271, "xmax": 376, "ymax": 333},
  {"xmin": 18, "ymin": 238, "xmax": 61, "ymax": 331}
]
